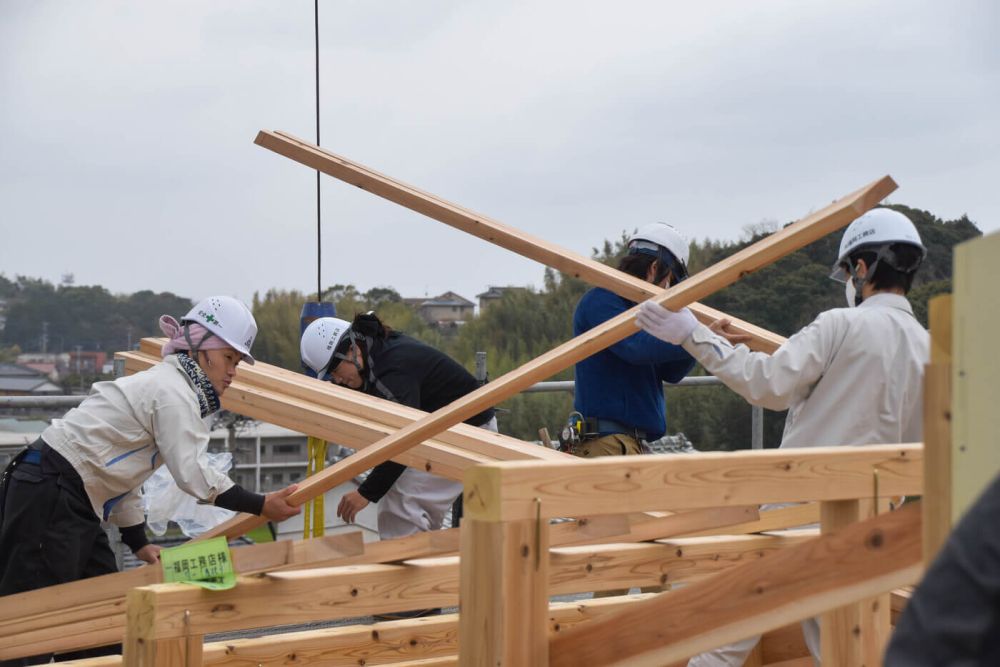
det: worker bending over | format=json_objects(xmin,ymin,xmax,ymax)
[
  {"xmin": 0, "ymin": 296, "xmax": 300, "ymax": 664},
  {"xmin": 637, "ymin": 208, "xmax": 929, "ymax": 666},
  {"xmin": 301, "ymin": 312, "xmax": 496, "ymax": 540}
]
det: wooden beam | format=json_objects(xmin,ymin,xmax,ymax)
[
  {"xmin": 687, "ymin": 503, "xmax": 819, "ymax": 537},
  {"xmin": 53, "ymin": 597, "xmax": 816, "ymax": 667},
  {"xmin": 253, "ymin": 130, "xmax": 805, "ymax": 354},
  {"xmin": 121, "ymin": 346, "xmax": 564, "ymax": 481},
  {"xmin": 204, "ymin": 176, "xmax": 897, "ymax": 539},
  {"xmin": 112, "ymin": 534, "xmax": 802, "ymax": 643},
  {"xmin": 464, "ymin": 444, "xmax": 922, "ymax": 522},
  {"xmin": 818, "ymin": 499, "xmax": 890, "ymax": 666},
  {"xmin": 548, "ymin": 502, "xmax": 922, "ymax": 667},
  {"xmin": 923, "ymin": 296, "xmax": 953, "ymax": 564},
  {"xmin": 459, "ymin": 517, "xmax": 550, "ymax": 666}
]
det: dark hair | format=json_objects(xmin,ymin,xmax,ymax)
[
  {"xmin": 848, "ymin": 243, "xmax": 923, "ymax": 294},
  {"xmin": 617, "ymin": 253, "xmax": 658, "ymax": 280}
]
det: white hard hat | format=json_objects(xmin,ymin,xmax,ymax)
[
  {"xmin": 830, "ymin": 208, "xmax": 925, "ymax": 282},
  {"xmin": 182, "ymin": 296, "xmax": 258, "ymax": 364},
  {"xmin": 628, "ymin": 222, "xmax": 690, "ymax": 276},
  {"xmin": 301, "ymin": 317, "xmax": 352, "ymax": 378}
]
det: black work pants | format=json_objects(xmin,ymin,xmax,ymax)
[{"xmin": 0, "ymin": 442, "xmax": 120, "ymax": 665}]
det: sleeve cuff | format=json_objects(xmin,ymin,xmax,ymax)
[
  {"xmin": 119, "ymin": 522, "xmax": 150, "ymax": 553},
  {"xmin": 215, "ymin": 485, "xmax": 266, "ymax": 516}
]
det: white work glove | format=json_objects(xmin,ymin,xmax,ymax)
[{"xmin": 636, "ymin": 301, "xmax": 698, "ymax": 345}]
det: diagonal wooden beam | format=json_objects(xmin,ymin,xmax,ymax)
[
  {"xmin": 202, "ymin": 175, "xmax": 896, "ymax": 539},
  {"xmin": 548, "ymin": 502, "xmax": 922, "ymax": 667},
  {"xmin": 255, "ymin": 130, "xmax": 790, "ymax": 353}
]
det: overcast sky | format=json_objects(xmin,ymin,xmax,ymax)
[{"xmin": 2, "ymin": 1, "xmax": 997, "ymax": 308}]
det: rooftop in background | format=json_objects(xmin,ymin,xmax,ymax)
[{"xmin": 0, "ymin": 363, "xmax": 62, "ymax": 395}]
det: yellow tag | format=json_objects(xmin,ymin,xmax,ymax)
[{"xmin": 160, "ymin": 536, "xmax": 236, "ymax": 590}]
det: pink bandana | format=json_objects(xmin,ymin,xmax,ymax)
[{"xmin": 159, "ymin": 315, "xmax": 233, "ymax": 358}]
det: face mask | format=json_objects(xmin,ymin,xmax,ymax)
[{"xmin": 844, "ymin": 279, "xmax": 856, "ymax": 308}]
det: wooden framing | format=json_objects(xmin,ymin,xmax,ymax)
[
  {"xmin": 0, "ymin": 533, "xmax": 363, "ymax": 661},
  {"xmin": 463, "ymin": 444, "xmax": 921, "ymax": 521},
  {"xmin": 922, "ymin": 296, "xmax": 953, "ymax": 564},
  {"xmin": 117, "ymin": 533, "xmax": 806, "ymax": 665},
  {"xmin": 548, "ymin": 503, "xmax": 922, "ymax": 666},
  {"xmin": 253, "ymin": 130, "xmax": 799, "ymax": 354},
  {"xmin": 198, "ymin": 175, "xmax": 895, "ymax": 539}
]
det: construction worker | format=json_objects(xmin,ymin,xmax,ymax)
[
  {"xmin": 300, "ymin": 312, "xmax": 496, "ymax": 540},
  {"xmin": 636, "ymin": 207, "xmax": 929, "ymax": 666},
  {"xmin": 571, "ymin": 222, "xmax": 696, "ymax": 458},
  {"xmin": 0, "ymin": 297, "xmax": 300, "ymax": 629}
]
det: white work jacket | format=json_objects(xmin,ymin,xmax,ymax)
[
  {"xmin": 682, "ymin": 293, "xmax": 929, "ymax": 449},
  {"xmin": 43, "ymin": 355, "xmax": 234, "ymax": 527}
]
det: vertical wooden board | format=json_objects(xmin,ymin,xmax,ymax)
[
  {"xmin": 952, "ymin": 232, "xmax": 1000, "ymax": 522},
  {"xmin": 922, "ymin": 363, "xmax": 952, "ymax": 564},
  {"xmin": 819, "ymin": 499, "xmax": 889, "ymax": 667},
  {"xmin": 459, "ymin": 518, "xmax": 549, "ymax": 666}
]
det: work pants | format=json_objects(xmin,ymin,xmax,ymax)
[
  {"xmin": 378, "ymin": 416, "xmax": 498, "ymax": 539},
  {"xmin": 0, "ymin": 442, "xmax": 119, "ymax": 666},
  {"xmin": 571, "ymin": 432, "xmax": 660, "ymax": 598}
]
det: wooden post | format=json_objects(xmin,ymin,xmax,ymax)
[
  {"xmin": 951, "ymin": 232, "xmax": 1000, "ymax": 522},
  {"xmin": 922, "ymin": 295, "xmax": 952, "ymax": 563},
  {"xmin": 123, "ymin": 588, "xmax": 203, "ymax": 667},
  {"xmin": 460, "ymin": 462, "xmax": 550, "ymax": 666},
  {"xmin": 819, "ymin": 499, "xmax": 889, "ymax": 666}
]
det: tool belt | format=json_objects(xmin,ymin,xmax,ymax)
[{"xmin": 581, "ymin": 418, "xmax": 647, "ymax": 443}]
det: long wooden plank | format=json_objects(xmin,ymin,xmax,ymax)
[
  {"xmin": 548, "ymin": 502, "xmax": 922, "ymax": 667},
  {"xmin": 464, "ymin": 444, "xmax": 922, "ymax": 521},
  {"xmin": 204, "ymin": 176, "xmax": 895, "ymax": 539},
  {"xmin": 119, "ymin": 533, "xmax": 806, "ymax": 642},
  {"xmin": 134, "ymin": 337, "xmax": 566, "ymax": 465},
  {"xmin": 255, "ymin": 130, "xmax": 792, "ymax": 354},
  {"xmin": 687, "ymin": 503, "xmax": 819, "ymax": 537},
  {"xmin": 121, "ymin": 347, "xmax": 562, "ymax": 478}
]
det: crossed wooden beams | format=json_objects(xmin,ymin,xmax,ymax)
[{"xmin": 202, "ymin": 132, "xmax": 894, "ymax": 539}]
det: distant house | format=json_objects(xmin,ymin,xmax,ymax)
[
  {"xmin": 405, "ymin": 291, "xmax": 475, "ymax": 326},
  {"xmin": 68, "ymin": 351, "xmax": 108, "ymax": 375},
  {"xmin": 476, "ymin": 285, "xmax": 528, "ymax": 313},
  {"xmin": 0, "ymin": 363, "xmax": 62, "ymax": 396}
]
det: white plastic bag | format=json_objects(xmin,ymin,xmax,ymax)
[{"xmin": 142, "ymin": 452, "xmax": 237, "ymax": 538}]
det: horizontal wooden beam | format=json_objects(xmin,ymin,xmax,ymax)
[
  {"xmin": 464, "ymin": 444, "xmax": 922, "ymax": 521},
  {"xmin": 687, "ymin": 503, "xmax": 819, "ymax": 537},
  {"xmin": 254, "ymin": 130, "xmax": 807, "ymax": 354},
  {"xmin": 121, "ymin": 532, "xmax": 807, "ymax": 642},
  {"xmin": 549, "ymin": 502, "xmax": 922, "ymax": 667},
  {"xmin": 204, "ymin": 174, "xmax": 897, "ymax": 539}
]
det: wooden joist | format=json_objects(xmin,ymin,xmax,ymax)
[
  {"xmin": 119, "ymin": 533, "xmax": 808, "ymax": 649},
  {"xmin": 202, "ymin": 175, "xmax": 896, "ymax": 539},
  {"xmin": 463, "ymin": 444, "xmax": 922, "ymax": 521},
  {"xmin": 548, "ymin": 502, "xmax": 923, "ymax": 667},
  {"xmin": 253, "ymin": 131, "xmax": 801, "ymax": 354}
]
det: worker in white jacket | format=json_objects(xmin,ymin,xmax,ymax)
[
  {"xmin": 636, "ymin": 208, "xmax": 930, "ymax": 666},
  {"xmin": 0, "ymin": 297, "xmax": 299, "ymax": 613}
]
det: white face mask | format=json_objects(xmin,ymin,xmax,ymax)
[{"xmin": 845, "ymin": 279, "xmax": 857, "ymax": 308}]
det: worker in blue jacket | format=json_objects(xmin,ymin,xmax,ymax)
[{"xmin": 571, "ymin": 222, "xmax": 697, "ymax": 458}]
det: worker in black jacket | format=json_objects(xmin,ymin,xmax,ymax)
[{"xmin": 301, "ymin": 312, "xmax": 495, "ymax": 539}]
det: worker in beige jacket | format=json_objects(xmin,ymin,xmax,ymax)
[
  {"xmin": 0, "ymin": 296, "xmax": 299, "ymax": 609},
  {"xmin": 636, "ymin": 208, "xmax": 930, "ymax": 666}
]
